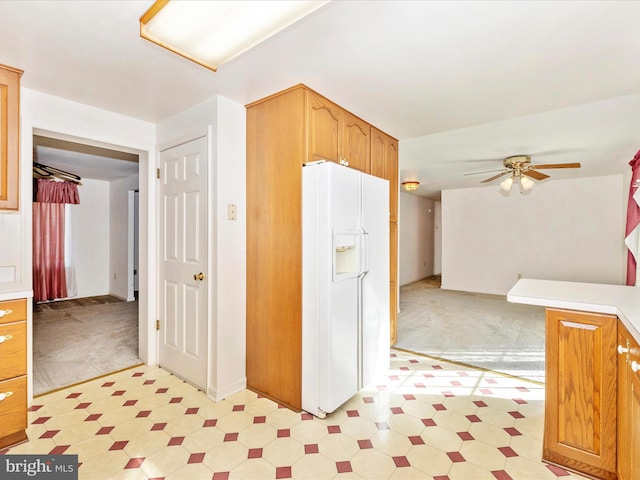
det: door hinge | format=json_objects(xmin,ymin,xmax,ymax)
[
  {"xmin": 156, "ymin": 320, "xmax": 160, "ymax": 331},
  {"xmin": 156, "ymin": 168, "xmax": 160, "ymax": 179}
]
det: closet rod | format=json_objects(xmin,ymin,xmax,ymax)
[{"xmin": 33, "ymin": 162, "xmax": 82, "ymax": 184}]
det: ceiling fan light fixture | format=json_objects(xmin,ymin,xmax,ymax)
[
  {"xmin": 520, "ymin": 176, "xmax": 534, "ymax": 191},
  {"xmin": 402, "ymin": 181, "xmax": 420, "ymax": 192},
  {"xmin": 140, "ymin": 0, "xmax": 329, "ymax": 71},
  {"xmin": 500, "ymin": 176, "xmax": 514, "ymax": 192}
]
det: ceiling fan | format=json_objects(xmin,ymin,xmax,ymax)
[{"xmin": 466, "ymin": 155, "xmax": 581, "ymax": 192}]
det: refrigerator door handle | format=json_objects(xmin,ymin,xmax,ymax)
[{"xmin": 360, "ymin": 231, "xmax": 369, "ymax": 277}]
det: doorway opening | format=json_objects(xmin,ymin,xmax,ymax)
[{"xmin": 31, "ymin": 132, "xmax": 142, "ymax": 395}]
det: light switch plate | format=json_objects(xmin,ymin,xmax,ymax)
[{"xmin": 227, "ymin": 204, "xmax": 237, "ymax": 221}]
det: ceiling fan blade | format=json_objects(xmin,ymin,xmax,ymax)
[
  {"xmin": 481, "ymin": 171, "xmax": 510, "ymax": 183},
  {"xmin": 529, "ymin": 162, "xmax": 581, "ymax": 169},
  {"xmin": 523, "ymin": 170, "xmax": 550, "ymax": 181},
  {"xmin": 463, "ymin": 169, "xmax": 505, "ymax": 176}
]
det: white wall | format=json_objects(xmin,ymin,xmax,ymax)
[
  {"xmin": 109, "ymin": 174, "xmax": 139, "ymax": 300},
  {"xmin": 212, "ymin": 96, "xmax": 247, "ymax": 400},
  {"xmin": 13, "ymin": 88, "xmax": 156, "ymax": 404},
  {"xmin": 434, "ymin": 201, "xmax": 442, "ymax": 274},
  {"xmin": 157, "ymin": 94, "xmax": 246, "ymax": 401},
  {"xmin": 399, "ymin": 192, "xmax": 435, "ymax": 285},
  {"xmin": 441, "ymin": 174, "xmax": 626, "ymax": 295},
  {"xmin": 72, "ymin": 178, "xmax": 110, "ymax": 298}
]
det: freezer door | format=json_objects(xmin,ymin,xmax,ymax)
[
  {"xmin": 320, "ymin": 164, "xmax": 361, "ymax": 412},
  {"xmin": 360, "ymin": 173, "xmax": 390, "ymax": 388}
]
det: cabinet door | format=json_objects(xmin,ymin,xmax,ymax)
[
  {"xmin": 631, "ymin": 368, "xmax": 640, "ymax": 480},
  {"xmin": 619, "ymin": 321, "xmax": 640, "ymax": 480},
  {"xmin": 618, "ymin": 323, "xmax": 633, "ymax": 480},
  {"xmin": 0, "ymin": 65, "xmax": 22, "ymax": 211},
  {"xmin": 341, "ymin": 111, "xmax": 370, "ymax": 172},
  {"xmin": 370, "ymin": 127, "xmax": 387, "ymax": 179},
  {"xmin": 386, "ymin": 138, "xmax": 398, "ymax": 223},
  {"xmin": 307, "ymin": 92, "xmax": 341, "ymax": 164},
  {"xmin": 0, "ymin": 376, "xmax": 26, "ymax": 449},
  {"xmin": 544, "ymin": 308, "xmax": 617, "ymax": 480}
]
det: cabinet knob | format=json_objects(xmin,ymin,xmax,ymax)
[
  {"xmin": 0, "ymin": 309, "xmax": 12, "ymax": 318},
  {"xmin": 632, "ymin": 361, "xmax": 640, "ymax": 373},
  {"xmin": 618, "ymin": 344, "xmax": 630, "ymax": 354},
  {"xmin": 0, "ymin": 335, "xmax": 13, "ymax": 344},
  {"xmin": 0, "ymin": 391, "xmax": 13, "ymax": 402}
]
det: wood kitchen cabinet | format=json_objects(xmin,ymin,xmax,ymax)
[
  {"xmin": 246, "ymin": 84, "xmax": 398, "ymax": 410},
  {"xmin": 389, "ymin": 222, "xmax": 398, "ymax": 345},
  {"xmin": 307, "ymin": 90, "xmax": 371, "ymax": 172},
  {"xmin": 307, "ymin": 91, "xmax": 341, "ymax": 165},
  {"xmin": 341, "ymin": 110, "xmax": 370, "ymax": 172},
  {"xmin": 370, "ymin": 127, "xmax": 399, "ymax": 222},
  {"xmin": 370, "ymin": 127, "xmax": 387, "ymax": 178},
  {"xmin": 544, "ymin": 308, "xmax": 617, "ymax": 480},
  {"xmin": 0, "ymin": 298, "xmax": 28, "ymax": 449},
  {"xmin": 0, "ymin": 64, "xmax": 23, "ymax": 211},
  {"xmin": 386, "ymin": 137, "xmax": 398, "ymax": 223},
  {"xmin": 370, "ymin": 127, "xmax": 399, "ymax": 344},
  {"xmin": 617, "ymin": 320, "xmax": 640, "ymax": 480}
]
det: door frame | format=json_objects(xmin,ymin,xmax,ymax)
[
  {"xmin": 23, "ymin": 120, "xmax": 158, "ymax": 402},
  {"xmin": 128, "ymin": 189, "xmax": 140, "ymax": 301}
]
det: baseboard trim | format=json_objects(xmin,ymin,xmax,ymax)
[{"xmin": 207, "ymin": 377, "xmax": 247, "ymax": 402}]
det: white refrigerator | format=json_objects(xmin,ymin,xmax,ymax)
[{"xmin": 302, "ymin": 161, "xmax": 390, "ymax": 418}]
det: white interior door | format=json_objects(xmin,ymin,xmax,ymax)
[{"xmin": 158, "ymin": 136, "xmax": 208, "ymax": 390}]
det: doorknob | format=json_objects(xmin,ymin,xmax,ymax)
[{"xmin": 194, "ymin": 272, "xmax": 206, "ymax": 281}]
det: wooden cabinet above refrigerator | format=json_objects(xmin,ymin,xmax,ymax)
[{"xmin": 246, "ymin": 84, "xmax": 399, "ymax": 410}]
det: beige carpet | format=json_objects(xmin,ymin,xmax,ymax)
[
  {"xmin": 395, "ymin": 276, "xmax": 546, "ymax": 383},
  {"xmin": 33, "ymin": 297, "xmax": 140, "ymax": 395}
]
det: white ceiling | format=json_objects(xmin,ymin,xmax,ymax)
[
  {"xmin": 33, "ymin": 135, "xmax": 139, "ymax": 181},
  {"xmin": 1, "ymin": 1, "xmax": 639, "ymax": 197}
]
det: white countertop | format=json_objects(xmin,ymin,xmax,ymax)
[
  {"xmin": 508, "ymin": 279, "xmax": 640, "ymax": 342},
  {"xmin": 0, "ymin": 290, "xmax": 32, "ymax": 302}
]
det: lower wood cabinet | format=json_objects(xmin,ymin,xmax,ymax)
[
  {"xmin": 0, "ymin": 298, "xmax": 28, "ymax": 449},
  {"xmin": 629, "ymin": 364, "xmax": 640, "ymax": 480},
  {"xmin": 617, "ymin": 320, "xmax": 640, "ymax": 480},
  {"xmin": 544, "ymin": 308, "xmax": 617, "ymax": 480}
]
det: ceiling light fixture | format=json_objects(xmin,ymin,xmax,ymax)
[
  {"xmin": 402, "ymin": 181, "xmax": 420, "ymax": 192},
  {"xmin": 140, "ymin": 0, "xmax": 329, "ymax": 72},
  {"xmin": 500, "ymin": 173, "xmax": 534, "ymax": 193}
]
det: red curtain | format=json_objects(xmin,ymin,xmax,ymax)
[
  {"xmin": 626, "ymin": 150, "xmax": 640, "ymax": 286},
  {"xmin": 35, "ymin": 179, "xmax": 80, "ymax": 204},
  {"xmin": 32, "ymin": 179, "xmax": 80, "ymax": 302}
]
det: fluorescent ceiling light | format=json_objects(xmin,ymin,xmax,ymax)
[{"xmin": 140, "ymin": 0, "xmax": 328, "ymax": 71}]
